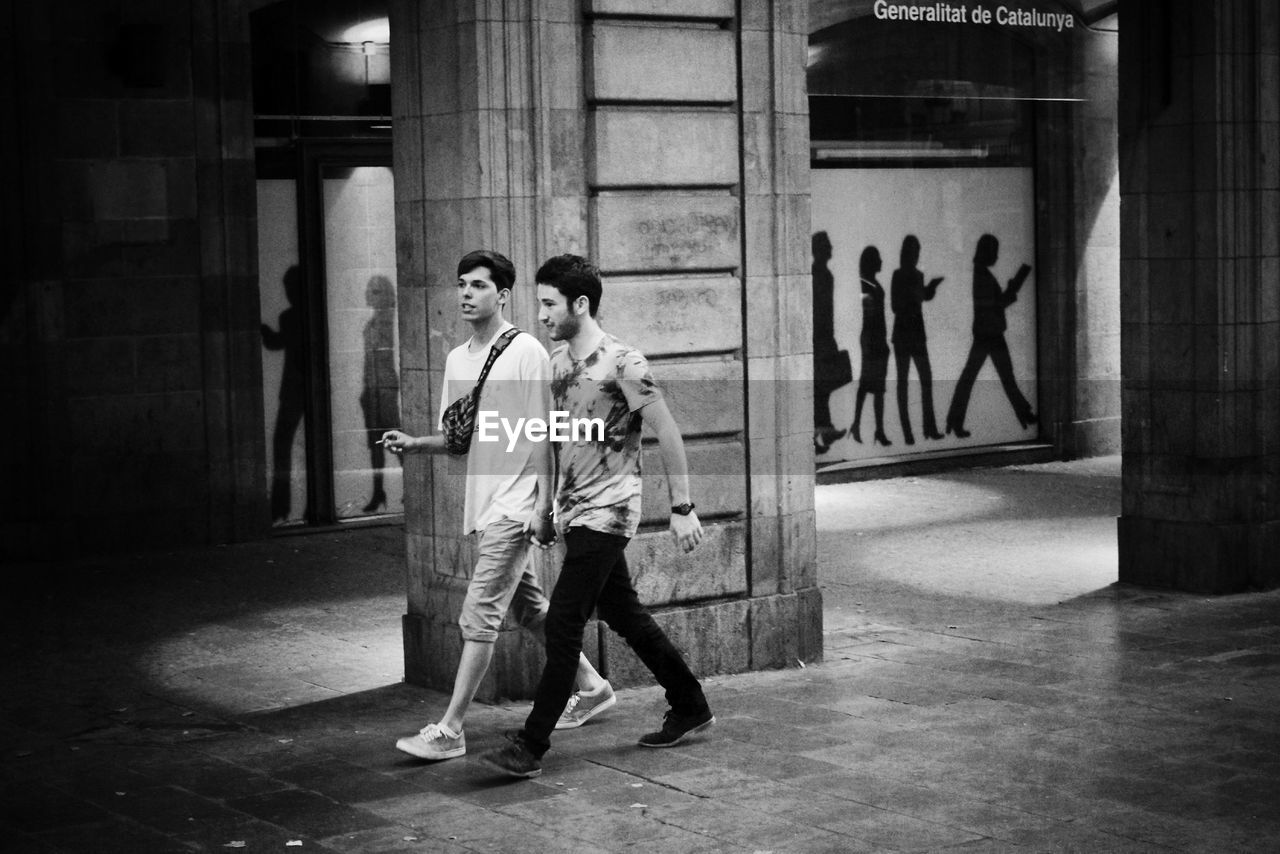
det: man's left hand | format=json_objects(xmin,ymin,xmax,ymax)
[{"xmin": 670, "ymin": 511, "xmax": 703, "ymax": 553}]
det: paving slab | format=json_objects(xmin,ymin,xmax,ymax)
[{"xmin": 4, "ymin": 457, "xmax": 1280, "ymax": 851}]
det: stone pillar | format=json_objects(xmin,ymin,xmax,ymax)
[
  {"xmin": 390, "ymin": 2, "xmax": 563, "ymax": 699},
  {"xmin": 393, "ymin": 0, "xmax": 821, "ymax": 699},
  {"xmin": 740, "ymin": 1, "xmax": 825, "ymax": 668},
  {"xmin": 196, "ymin": 2, "xmax": 268, "ymax": 546},
  {"xmin": 1118, "ymin": 1, "xmax": 1280, "ymax": 592},
  {"xmin": 1037, "ymin": 27, "xmax": 1121, "ymax": 459},
  {"xmin": 2, "ymin": 0, "xmax": 266, "ymax": 558}
]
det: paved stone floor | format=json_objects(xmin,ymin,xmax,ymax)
[{"xmin": 3, "ymin": 457, "xmax": 1279, "ymax": 852}]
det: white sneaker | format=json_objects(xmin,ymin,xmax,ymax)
[
  {"xmin": 396, "ymin": 723, "xmax": 465, "ymax": 760},
  {"xmin": 555, "ymin": 682, "xmax": 617, "ymax": 730}
]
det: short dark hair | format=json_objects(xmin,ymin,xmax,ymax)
[
  {"xmin": 812, "ymin": 231, "xmax": 831, "ymax": 256},
  {"xmin": 457, "ymin": 249, "xmax": 516, "ymax": 293},
  {"xmin": 974, "ymin": 234, "xmax": 999, "ymax": 267},
  {"xmin": 858, "ymin": 245, "xmax": 881, "ymax": 279},
  {"xmin": 535, "ymin": 254, "xmax": 602, "ymax": 316}
]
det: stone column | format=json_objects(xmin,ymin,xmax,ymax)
[
  {"xmin": 740, "ymin": 1, "xmax": 825, "ymax": 667},
  {"xmin": 1118, "ymin": 1, "xmax": 1280, "ymax": 592},
  {"xmin": 391, "ymin": 1, "xmax": 571, "ymax": 698},
  {"xmin": 1037, "ymin": 27, "xmax": 1122, "ymax": 459},
  {"xmin": 196, "ymin": 2, "xmax": 268, "ymax": 546},
  {"xmin": 3, "ymin": 0, "xmax": 266, "ymax": 557},
  {"xmin": 393, "ymin": 0, "xmax": 821, "ymax": 699}
]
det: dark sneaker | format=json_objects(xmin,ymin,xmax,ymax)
[
  {"xmin": 637, "ymin": 708, "xmax": 715, "ymax": 748},
  {"xmin": 477, "ymin": 738, "xmax": 542, "ymax": 778}
]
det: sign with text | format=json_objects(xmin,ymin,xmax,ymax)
[
  {"xmin": 808, "ymin": 0, "xmax": 1098, "ymax": 103},
  {"xmin": 871, "ymin": 1, "xmax": 1076, "ymax": 30}
]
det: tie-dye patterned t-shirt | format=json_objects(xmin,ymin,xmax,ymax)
[{"xmin": 550, "ymin": 333, "xmax": 661, "ymax": 538}]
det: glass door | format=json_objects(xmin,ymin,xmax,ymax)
[
  {"xmin": 258, "ymin": 179, "xmax": 309, "ymax": 525},
  {"xmin": 256, "ymin": 142, "xmax": 402, "ymax": 527},
  {"xmin": 319, "ymin": 162, "xmax": 402, "ymax": 519}
]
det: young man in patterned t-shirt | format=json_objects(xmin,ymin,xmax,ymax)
[{"xmin": 479, "ymin": 254, "xmax": 713, "ymax": 779}]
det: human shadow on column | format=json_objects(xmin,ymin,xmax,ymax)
[
  {"xmin": 359, "ymin": 275, "xmax": 401, "ymax": 513},
  {"xmin": 851, "ymin": 245, "xmax": 892, "ymax": 446},
  {"xmin": 890, "ymin": 235, "xmax": 944, "ymax": 445},
  {"xmin": 944, "ymin": 234, "xmax": 1036, "ymax": 439},
  {"xmin": 811, "ymin": 231, "xmax": 850, "ymax": 454},
  {"xmin": 260, "ymin": 265, "xmax": 310, "ymax": 523}
]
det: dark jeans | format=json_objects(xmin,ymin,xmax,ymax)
[
  {"xmin": 946, "ymin": 333, "xmax": 1031, "ymax": 428},
  {"xmin": 894, "ymin": 340, "xmax": 938, "ymax": 438},
  {"xmin": 270, "ymin": 393, "xmax": 305, "ymax": 522},
  {"xmin": 518, "ymin": 526, "xmax": 708, "ymax": 757},
  {"xmin": 814, "ymin": 384, "xmax": 833, "ymax": 430}
]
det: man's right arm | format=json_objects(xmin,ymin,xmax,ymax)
[
  {"xmin": 381, "ymin": 430, "xmax": 446, "ymax": 455},
  {"xmin": 638, "ymin": 396, "xmax": 703, "ymax": 554},
  {"xmin": 383, "ymin": 351, "xmax": 457, "ymax": 455}
]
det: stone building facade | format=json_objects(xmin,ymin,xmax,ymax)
[
  {"xmin": 3, "ymin": 0, "xmax": 1277, "ymax": 699},
  {"xmin": 391, "ymin": 0, "xmax": 822, "ymax": 693}
]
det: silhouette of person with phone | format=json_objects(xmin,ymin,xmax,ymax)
[
  {"xmin": 261, "ymin": 265, "xmax": 308, "ymax": 523},
  {"xmin": 945, "ymin": 234, "xmax": 1037, "ymax": 438},
  {"xmin": 359, "ymin": 275, "xmax": 400, "ymax": 513},
  {"xmin": 851, "ymin": 245, "xmax": 891, "ymax": 446},
  {"xmin": 811, "ymin": 232, "xmax": 848, "ymax": 453},
  {"xmin": 890, "ymin": 235, "xmax": 944, "ymax": 445}
]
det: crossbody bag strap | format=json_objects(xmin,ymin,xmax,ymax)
[{"xmin": 471, "ymin": 327, "xmax": 522, "ymax": 397}]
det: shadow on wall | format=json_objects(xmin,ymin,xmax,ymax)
[
  {"xmin": 359, "ymin": 274, "xmax": 400, "ymax": 515},
  {"xmin": 812, "ymin": 231, "xmax": 1038, "ymax": 454},
  {"xmin": 261, "ymin": 264, "xmax": 309, "ymax": 524}
]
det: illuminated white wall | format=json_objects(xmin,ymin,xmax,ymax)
[{"xmin": 811, "ymin": 167, "xmax": 1039, "ymax": 461}]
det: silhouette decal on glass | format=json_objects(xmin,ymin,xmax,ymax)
[
  {"xmin": 851, "ymin": 245, "xmax": 891, "ymax": 446},
  {"xmin": 812, "ymin": 231, "xmax": 851, "ymax": 454},
  {"xmin": 890, "ymin": 235, "xmax": 944, "ymax": 444},
  {"xmin": 359, "ymin": 275, "xmax": 400, "ymax": 513},
  {"xmin": 261, "ymin": 265, "xmax": 309, "ymax": 523},
  {"xmin": 945, "ymin": 234, "xmax": 1037, "ymax": 438}
]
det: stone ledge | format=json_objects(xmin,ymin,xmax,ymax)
[
  {"xmin": 602, "ymin": 588, "xmax": 823, "ymax": 690},
  {"xmin": 602, "ymin": 598, "xmax": 751, "ymax": 689},
  {"xmin": 402, "ymin": 611, "xmax": 603, "ymax": 703},
  {"xmin": 586, "ymin": 0, "xmax": 735, "ymax": 20},
  {"xmin": 1119, "ymin": 515, "xmax": 1280, "ymax": 593}
]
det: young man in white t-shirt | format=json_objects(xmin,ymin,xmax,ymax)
[{"xmin": 383, "ymin": 250, "xmax": 614, "ymax": 762}]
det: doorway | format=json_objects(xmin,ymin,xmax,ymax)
[
  {"xmin": 257, "ymin": 143, "xmax": 401, "ymax": 527},
  {"xmin": 251, "ymin": 0, "xmax": 398, "ymax": 528}
]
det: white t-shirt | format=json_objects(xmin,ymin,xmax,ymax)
[{"xmin": 438, "ymin": 322, "xmax": 551, "ymax": 534}]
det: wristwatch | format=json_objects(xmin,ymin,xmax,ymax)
[{"xmin": 671, "ymin": 502, "xmax": 696, "ymax": 516}]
